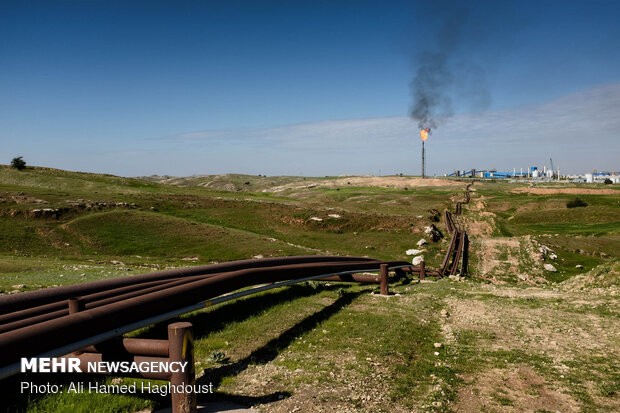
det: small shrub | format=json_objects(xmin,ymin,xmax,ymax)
[
  {"xmin": 603, "ymin": 178, "xmax": 613, "ymax": 185},
  {"xmin": 10, "ymin": 156, "xmax": 26, "ymax": 171},
  {"xmin": 210, "ymin": 350, "xmax": 230, "ymax": 364},
  {"xmin": 566, "ymin": 197, "xmax": 588, "ymax": 208}
]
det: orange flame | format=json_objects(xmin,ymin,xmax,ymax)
[{"xmin": 419, "ymin": 128, "xmax": 430, "ymax": 141}]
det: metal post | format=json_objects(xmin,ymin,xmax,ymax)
[
  {"xmin": 461, "ymin": 233, "xmax": 469, "ymax": 277},
  {"xmin": 379, "ymin": 264, "xmax": 389, "ymax": 295},
  {"xmin": 419, "ymin": 260, "xmax": 425, "ymax": 280},
  {"xmin": 68, "ymin": 298, "xmax": 85, "ymax": 314},
  {"xmin": 168, "ymin": 322, "xmax": 196, "ymax": 413}
]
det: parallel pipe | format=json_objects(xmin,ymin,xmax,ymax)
[
  {"xmin": 0, "ymin": 260, "xmax": 400, "ymax": 368},
  {"xmin": 0, "ymin": 256, "xmax": 379, "ymax": 314}
]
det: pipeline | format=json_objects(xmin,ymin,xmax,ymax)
[
  {"xmin": 0, "ymin": 255, "xmax": 378, "ymax": 314},
  {"xmin": 0, "ymin": 258, "xmax": 410, "ymax": 376},
  {"xmin": 0, "ymin": 184, "xmax": 474, "ymax": 380}
]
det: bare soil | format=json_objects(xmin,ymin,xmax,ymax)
[
  {"xmin": 443, "ymin": 284, "xmax": 620, "ymax": 412},
  {"xmin": 455, "ymin": 365, "xmax": 579, "ymax": 412},
  {"xmin": 267, "ymin": 176, "xmax": 464, "ymax": 192}
]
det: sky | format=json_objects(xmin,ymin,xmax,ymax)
[{"xmin": 1, "ymin": 0, "xmax": 619, "ymax": 177}]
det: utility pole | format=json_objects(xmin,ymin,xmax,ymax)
[
  {"xmin": 419, "ymin": 128, "xmax": 430, "ymax": 179},
  {"xmin": 421, "ymin": 140, "xmax": 425, "ymax": 178}
]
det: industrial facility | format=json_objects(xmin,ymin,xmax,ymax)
[{"xmin": 445, "ymin": 166, "xmax": 619, "ymax": 183}]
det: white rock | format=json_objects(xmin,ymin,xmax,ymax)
[
  {"xmin": 327, "ymin": 214, "xmax": 341, "ymax": 219},
  {"xmin": 412, "ymin": 255, "xmax": 425, "ymax": 266},
  {"xmin": 575, "ymin": 264, "xmax": 584, "ymax": 269},
  {"xmin": 417, "ymin": 238, "xmax": 428, "ymax": 247},
  {"xmin": 309, "ymin": 217, "xmax": 323, "ymax": 222},
  {"xmin": 405, "ymin": 249, "xmax": 423, "ymax": 256},
  {"xmin": 252, "ymin": 254, "xmax": 264, "ymax": 259},
  {"xmin": 544, "ymin": 263, "xmax": 558, "ymax": 272},
  {"xmin": 433, "ymin": 342, "xmax": 443, "ymax": 348}
]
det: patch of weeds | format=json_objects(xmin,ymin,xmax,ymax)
[
  {"xmin": 598, "ymin": 379, "xmax": 620, "ymax": 397},
  {"xmin": 492, "ymin": 392, "xmax": 514, "ymax": 406}
]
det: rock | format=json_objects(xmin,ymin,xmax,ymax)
[
  {"xmin": 417, "ymin": 238, "xmax": 428, "ymax": 247},
  {"xmin": 440, "ymin": 309, "xmax": 450, "ymax": 318},
  {"xmin": 252, "ymin": 254, "xmax": 264, "ymax": 259},
  {"xmin": 424, "ymin": 224, "xmax": 444, "ymax": 242},
  {"xmin": 309, "ymin": 216, "xmax": 323, "ymax": 222},
  {"xmin": 405, "ymin": 249, "xmax": 423, "ymax": 256},
  {"xmin": 575, "ymin": 264, "xmax": 584, "ymax": 269},
  {"xmin": 327, "ymin": 214, "xmax": 341, "ymax": 219},
  {"xmin": 544, "ymin": 263, "xmax": 558, "ymax": 272},
  {"xmin": 412, "ymin": 255, "xmax": 425, "ymax": 266},
  {"xmin": 433, "ymin": 342, "xmax": 443, "ymax": 348},
  {"xmin": 539, "ymin": 245, "xmax": 558, "ymax": 260},
  {"xmin": 11, "ymin": 284, "xmax": 26, "ymax": 289}
]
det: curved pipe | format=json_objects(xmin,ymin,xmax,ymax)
[
  {"xmin": 0, "ymin": 256, "xmax": 378, "ymax": 313},
  {"xmin": 0, "ymin": 259, "xmax": 406, "ymax": 368}
]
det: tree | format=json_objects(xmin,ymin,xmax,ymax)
[{"xmin": 10, "ymin": 156, "xmax": 26, "ymax": 171}]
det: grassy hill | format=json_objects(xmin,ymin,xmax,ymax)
[{"xmin": 1, "ymin": 165, "xmax": 619, "ymax": 412}]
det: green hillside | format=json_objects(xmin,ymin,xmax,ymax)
[{"xmin": 1, "ymin": 166, "xmax": 619, "ymax": 413}]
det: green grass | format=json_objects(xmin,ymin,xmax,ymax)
[
  {"xmin": 1, "ymin": 169, "xmax": 619, "ymax": 412},
  {"xmin": 62, "ymin": 210, "xmax": 307, "ymax": 261}
]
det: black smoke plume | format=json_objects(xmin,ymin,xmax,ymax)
[
  {"xmin": 410, "ymin": 51, "xmax": 453, "ymax": 130},
  {"xmin": 410, "ymin": 3, "xmax": 491, "ymax": 130}
]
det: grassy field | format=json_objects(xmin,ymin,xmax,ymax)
[{"xmin": 1, "ymin": 166, "xmax": 619, "ymax": 412}]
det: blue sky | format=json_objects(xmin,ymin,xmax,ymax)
[{"xmin": 1, "ymin": 0, "xmax": 619, "ymax": 176}]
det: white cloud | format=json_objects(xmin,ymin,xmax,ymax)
[{"xmin": 150, "ymin": 82, "xmax": 619, "ymax": 175}]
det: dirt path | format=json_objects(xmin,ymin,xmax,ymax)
[{"xmin": 441, "ymin": 284, "xmax": 620, "ymax": 412}]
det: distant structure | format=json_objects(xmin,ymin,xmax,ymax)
[
  {"xmin": 583, "ymin": 172, "xmax": 620, "ymax": 183},
  {"xmin": 445, "ymin": 165, "xmax": 619, "ymax": 183},
  {"xmin": 419, "ymin": 128, "xmax": 430, "ymax": 179}
]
